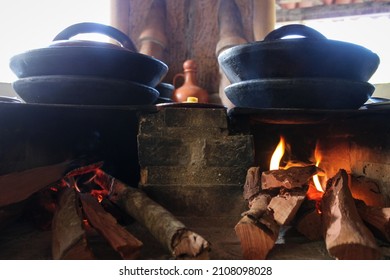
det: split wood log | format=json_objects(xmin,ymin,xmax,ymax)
[
  {"xmin": 321, "ymin": 169, "xmax": 382, "ymax": 260},
  {"xmin": 79, "ymin": 193, "xmax": 143, "ymax": 259},
  {"xmin": 355, "ymin": 199, "xmax": 390, "ymax": 242},
  {"xmin": 244, "ymin": 193, "xmax": 271, "ymax": 219},
  {"xmin": 268, "ymin": 188, "xmax": 307, "ymax": 226},
  {"xmin": 93, "ymin": 169, "xmax": 210, "ymax": 259},
  {"xmin": 295, "ymin": 199, "xmax": 323, "ymax": 241},
  {"xmin": 52, "ymin": 188, "xmax": 95, "ymax": 260},
  {"xmin": 243, "ymin": 166, "xmax": 262, "ymax": 201},
  {"xmin": 350, "ymin": 175, "xmax": 385, "ymax": 207},
  {"xmin": 0, "ymin": 200, "xmax": 25, "ymax": 230},
  {"xmin": 261, "ymin": 165, "xmax": 324, "ymax": 190},
  {"xmin": 235, "ymin": 193, "xmax": 279, "ymax": 260},
  {"xmin": 0, "ymin": 161, "xmax": 70, "ymax": 207}
]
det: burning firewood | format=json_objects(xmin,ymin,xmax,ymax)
[
  {"xmin": 93, "ymin": 169, "xmax": 210, "ymax": 259},
  {"xmin": 236, "ymin": 164, "xmax": 318, "ymax": 259},
  {"xmin": 242, "ymin": 166, "xmax": 262, "ymax": 200},
  {"xmin": 268, "ymin": 188, "xmax": 307, "ymax": 226},
  {"xmin": 294, "ymin": 198, "xmax": 323, "ymax": 241},
  {"xmin": 261, "ymin": 165, "xmax": 323, "ymax": 190},
  {"xmin": 52, "ymin": 187, "xmax": 95, "ymax": 260},
  {"xmin": 235, "ymin": 193, "xmax": 279, "ymax": 260},
  {"xmin": 321, "ymin": 169, "xmax": 383, "ymax": 260},
  {"xmin": 355, "ymin": 199, "xmax": 390, "ymax": 242},
  {"xmin": 350, "ymin": 175, "xmax": 385, "ymax": 207},
  {"xmin": 235, "ymin": 169, "xmax": 280, "ymax": 259},
  {"xmin": 79, "ymin": 193, "xmax": 143, "ymax": 259},
  {"xmin": 0, "ymin": 161, "xmax": 70, "ymax": 207}
]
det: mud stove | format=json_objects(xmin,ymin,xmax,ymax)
[{"xmin": 0, "ymin": 103, "xmax": 389, "ymax": 259}]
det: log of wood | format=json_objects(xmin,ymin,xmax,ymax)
[
  {"xmin": 0, "ymin": 161, "xmax": 70, "ymax": 207},
  {"xmin": 235, "ymin": 193, "xmax": 279, "ymax": 259},
  {"xmin": 244, "ymin": 193, "xmax": 271, "ymax": 219},
  {"xmin": 243, "ymin": 166, "xmax": 262, "ymax": 201},
  {"xmin": 0, "ymin": 200, "xmax": 25, "ymax": 230},
  {"xmin": 350, "ymin": 175, "xmax": 385, "ymax": 207},
  {"xmin": 79, "ymin": 193, "xmax": 143, "ymax": 259},
  {"xmin": 355, "ymin": 199, "xmax": 390, "ymax": 242},
  {"xmin": 295, "ymin": 199, "xmax": 323, "ymax": 241},
  {"xmin": 268, "ymin": 188, "xmax": 307, "ymax": 226},
  {"xmin": 52, "ymin": 188, "xmax": 95, "ymax": 260},
  {"xmin": 321, "ymin": 169, "xmax": 382, "ymax": 260},
  {"xmin": 93, "ymin": 170, "xmax": 210, "ymax": 259},
  {"xmin": 261, "ymin": 165, "xmax": 323, "ymax": 190}
]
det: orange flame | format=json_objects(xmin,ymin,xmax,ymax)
[
  {"xmin": 312, "ymin": 142, "xmax": 324, "ymax": 193},
  {"xmin": 270, "ymin": 136, "xmax": 285, "ymax": 170}
]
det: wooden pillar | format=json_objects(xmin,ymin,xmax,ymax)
[
  {"xmin": 110, "ymin": 0, "xmax": 130, "ymax": 35},
  {"xmin": 109, "ymin": 0, "xmax": 256, "ymax": 99},
  {"xmin": 253, "ymin": 0, "xmax": 276, "ymax": 41}
]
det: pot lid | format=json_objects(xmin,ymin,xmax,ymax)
[{"xmin": 49, "ymin": 22, "xmax": 137, "ymax": 52}]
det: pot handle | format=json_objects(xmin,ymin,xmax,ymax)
[
  {"xmin": 173, "ymin": 73, "xmax": 185, "ymax": 89},
  {"xmin": 53, "ymin": 22, "xmax": 137, "ymax": 52},
  {"xmin": 264, "ymin": 24, "xmax": 327, "ymax": 41}
]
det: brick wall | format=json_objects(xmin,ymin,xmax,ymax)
[{"xmin": 137, "ymin": 106, "xmax": 254, "ymax": 216}]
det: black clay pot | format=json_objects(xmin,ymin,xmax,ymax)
[
  {"xmin": 9, "ymin": 22, "xmax": 168, "ymax": 87},
  {"xmin": 225, "ymin": 78, "xmax": 375, "ymax": 110},
  {"xmin": 218, "ymin": 24, "xmax": 380, "ymax": 83},
  {"xmin": 12, "ymin": 75, "xmax": 159, "ymax": 106}
]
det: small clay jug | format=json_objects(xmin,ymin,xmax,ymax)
[{"xmin": 173, "ymin": 59, "xmax": 209, "ymax": 103}]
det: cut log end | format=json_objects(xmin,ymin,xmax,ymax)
[
  {"xmin": 329, "ymin": 244, "xmax": 383, "ymax": 260},
  {"xmin": 296, "ymin": 210, "xmax": 323, "ymax": 241},
  {"xmin": 235, "ymin": 215, "xmax": 279, "ymax": 260},
  {"xmin": 172, "ymin": 230, "xmax": 211, "ymax": 259},
  {"xmin": 322, "ymin": 169, "xmax": 383, "ymax": 260}
]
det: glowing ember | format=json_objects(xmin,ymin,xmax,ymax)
[
  {"xmin": 307, "ymin": 183, "xmax": 324, "ymax": 202},
  {"xmin": 90, "ymin": 189, "xmax": 108, "ymax": 203},
  {"xmin": 270, "ymin": 136, "xmax": 285, "ymax": 170}
]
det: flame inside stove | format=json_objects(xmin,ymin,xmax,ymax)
[
  {"xmin": 268, "ymin": 136, "xmax": 326, "ymax": 203},
  {"xmin": 313, "ymin": 142, "xmax": 325, "ymax": 193},
  {"xmin": 270, "ymin": 136, "xmax": 285, "ymax": 170}
]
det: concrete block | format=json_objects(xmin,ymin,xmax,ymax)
[
  {"xmin": 142, "ymin": 184, "xmax": 247, "ymax": 217},
  {"xmin": 205, "ymin": 135, "xmax": 254, "ymax": 167},
  {"xmin": 140, "ymin": 166, "xmax": 250, "ymax": 186},
  {"xmin": 164, "ymin": 107, "xmax": 228, "ymax": 128},
  {"xmin": 138, "ymin": 135, "xmax": 191, "ymax": 166}
]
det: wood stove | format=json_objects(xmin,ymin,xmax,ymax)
[
  {"xmin": 229, "ymin": 107, "xmax": 390, "ymax": 259},
  {"xmin": 0, "ymin": 103, "xmax": 389, "ymax": 259}
]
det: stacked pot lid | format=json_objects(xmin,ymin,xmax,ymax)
[
  {"xmin": 218, "ymin": 24, "xmax": 380, "ymax": 110},
  {"xmin": 9, "ymin": 22, "xmax": 168, "ymax": 106}
]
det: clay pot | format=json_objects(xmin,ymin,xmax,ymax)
[
  {"xmin": 10, "ymin": 22, "xmax": 168, "ymax": 87},
  {"xmin": 172, "ymin": 60, "xmax": 209, "ymax": 103},
  {"xmin": 218, "ymin": 24, "xmax": 380, "ymax": 83}
]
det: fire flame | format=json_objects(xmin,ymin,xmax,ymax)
[
  {"xmin": 270, "ymin": 136, "xmax": 285, "ymax": 170},
  {"xmin": 312, "ymin": 142, "xmax": 324, "ymax": 193},
  {"xmin": 267, "ymin": 136, "xmax": 326, "ymax": 208}
]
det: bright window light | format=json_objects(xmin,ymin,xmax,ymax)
[
  {"xmin": 0, "ymin": 0, "xmax": 110, "ymax": 83},
  {"xmin": 277, "ymin": 14, "xmax": 390, "ymax": 85}
]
